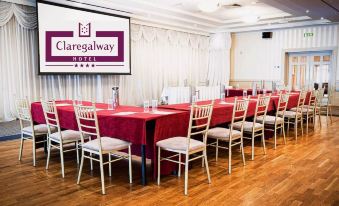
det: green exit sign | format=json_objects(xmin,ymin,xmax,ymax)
[{"xmin": 304, "ymin": 32, "xmax": 314, "ymax": 37}]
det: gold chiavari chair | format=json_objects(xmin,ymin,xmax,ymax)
[
  {"xmin": 74, "ymin": 104, "xmax": 132, "ymax": 195},
  {"xmin": 157, "ymin": 101, "xmax": 214, "ymax": 195},
  {"xmin": 257, "ymin": 92, "xmax": 289, "ymax": 149},
  {"xmin": 282, "ymin": 90, "xmax": 307, "ymax": 140},
  {"xmin": 16, "ymin": 98, "xmax": 55, "ymax": 166},
  {"xmin": 207, "ymin": 97, "xmax": 249, "ymax": 174},
  {"xmin": 42, "ymin": 100, "xmax": 84, "ymax": 178},
  {"xmin": 233, "ymin": 94, "xmax": 271, "ymax": 160}
]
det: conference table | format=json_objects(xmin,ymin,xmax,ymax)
[
  {"xmin": 31, "ymin": 100, "xmax": 190, "ymax": 185},
  {"xmin": 30, "ymin": 92, "xmax": 303, "ymax": 185}
]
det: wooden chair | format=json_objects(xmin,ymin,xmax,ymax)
[
  {"xmin": 207, "ymin": 97, "xmax": 249, "ymax": 174},
  {"xmin": 74, "ymin": 104, "xmax": 132, "ymax": 195},
  {"xmin": 318, "ymin": 87, "xmax": 334, "ymax": 125},
  {"xmin": 16, "ymin": 98, "xmax": 55, "ymax": 166},
  {"xmin": 282, "ymin": 91, "xmax": 307, "ymax": 140},
  {"xmin": 257, "ymin": 92, "xmax": 289, "ymax": 149},
  {"xmin": 234, "ymin": 94, "xmax": 271, "ymax": 160},
  {"xmin": 42, "ymin": 100, "xmax": 83, "ymax": 178},
  {"xmin": 157, "ymin": 101, "xmax": 214, "ymax": 195}
]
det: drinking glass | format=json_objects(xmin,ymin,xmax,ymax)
[
  {"xmin": 220, "ymin": 92, "xmax": 225, "ymax": 102},
  {"xmin": 143, "ymin": 100, "xmax": 150, "ymax": 112},
  {"xmin": 243, "ymin": 90, "xmax": 248, "ymax": 98},
  {"xmin": 263, "ymin": 89, "xmax": 267, "ymax": 95},
  {"xmin": 107, "ymin": 98, "xmax": 113, "ymax": 110},
  {"xmin": 76, "ymin": 95, "xmax": 82, "ymax": 105},
  {"xmin": 191, "ymin": 95, "xmax": 197, "ymax": 105},
  {"xmin": 151, "ymin": 100, "xmax": 158, "ymax": 112}
]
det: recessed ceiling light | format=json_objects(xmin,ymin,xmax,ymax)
[
  {"xmin": 321, "ymin": 17, "xmax": 324, "ymax": 20},
  {"xmin": 198, "ymin": 1, "xmax": 219, "ymax": 13},
  {"xmin": 242, "ymin": 15, "xmax": 259, "ymax": 23},
  {"xmin": 306, "ymin": 10, "xmax": 309, "ymax": 13}
]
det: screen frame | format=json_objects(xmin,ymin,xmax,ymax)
[{"xmin": 36, "ymin": 0, "xmax": 131, "ymax": 75}]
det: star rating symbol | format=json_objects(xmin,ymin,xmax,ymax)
[
  {"xmin": 92, "ymin": 64, "xmax": 95, "ymax": 67},
  {"xmin": 75, "ymin": 64, "xmax": 78, "ymax": 67},
  {"xmin": 86, "ymin": 63, "xmax": 89, "ymax": 67},
  {"xmin": 80, "ymin": 64, "xmax": 83, "ymax": 67}
]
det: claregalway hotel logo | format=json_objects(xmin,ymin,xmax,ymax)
[{"xmin": 45, "ymin": 22, "xmax": 124, "ymax": 68}]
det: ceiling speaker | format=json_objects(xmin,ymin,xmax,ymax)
[{"xmin": 262, "ymin": 32, "xmax": 273, "ymax": 39}]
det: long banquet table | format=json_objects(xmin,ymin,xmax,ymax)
[
  {"xmin": 31, "ymin": 100, "xmax": 190, "ymax": 185},
  {"xmin": 30, "ymin": 92, "xmax": 303, "ymax": 185}
]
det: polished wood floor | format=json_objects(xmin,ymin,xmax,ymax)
[{"xmin": 0, "ymin": 117, "xmax": 338, "ymax": 206}]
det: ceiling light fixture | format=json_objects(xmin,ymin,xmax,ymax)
[
  {"xmin": 198, "ymin": 1, "xmax": 219, "ymax": 13},
  {"xmin": 242, "ymin": 15, "xmax": 259, "ymax": 23},
  {"xmin": 306, "ymin": 10, "xmax": 309, "ymax": 13},
  {"xmin": 320, "ymin": 17, "xmax": 324, "ymax": 20}
]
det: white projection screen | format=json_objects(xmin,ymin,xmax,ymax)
[{"xmin": 37, "ymin": 1, "xmax": 131, "ymax": 74}]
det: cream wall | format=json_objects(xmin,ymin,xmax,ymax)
[{"xmin": 230, "ymin": 24, "xmax": 339, "ymax": 105}]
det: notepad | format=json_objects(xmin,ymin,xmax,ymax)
[
  {"xmin": 219, "ymin": 102, "xmax": 234, "ymax": 105},
  {"xmin": 113, "ymin": 112, "xmax": 137, "ymax": 116},
  {"xmin": 151, "ymin": 111, "xmax": 174, "ymax": 115},
  {"xmin": 56, "ymin": 103, "xmax": 71, "ymax": 107}
]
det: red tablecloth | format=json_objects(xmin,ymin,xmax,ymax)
[{"xmin": 31, "ymin": 101, "xmax": 190, "ymax": 178}]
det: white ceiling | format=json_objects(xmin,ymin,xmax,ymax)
[{"xmin": 25, "ymin": 0, "xmax": 336, "ymax": 35}]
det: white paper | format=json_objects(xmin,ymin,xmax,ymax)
[
  {"xmin": 112, "ymin": 112, "xmax": 137, "ymax": 116},
  {"xmin": 151, "ymin": 111, "xmax": 174, "ymax": 115}
]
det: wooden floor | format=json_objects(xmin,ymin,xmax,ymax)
[{"xmin": 0, "ymin": 117, "xmax": 338, "ymax": 206}]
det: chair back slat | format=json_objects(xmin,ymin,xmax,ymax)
[
  {"xmin": 15, "ymin": 98, "xmax": 34, "ymax": 131},
  {"xmin": 254, "ymin": 94, "xmax": 271, "ymax": 125},
  {"xmin": 297, "ymin": 90, "xmax": 308, "ymax": 109},
  {"xmin": 41, "ymin": 100, "xmax": 61, "ymax": 134},
  {"xmin": 276, "ymin": 92, "xmax": 290, "ymax": 118},
  {"xmin": 230, "ymin": 97, "xmax": 249, "ymax": 138},
  {"xmin": 186, "ymin": 101, "xmax": 214, "ymax": 151},
  {"xmin": 74, "ymin": 104, "xmax": 104, "ymax": 152}
]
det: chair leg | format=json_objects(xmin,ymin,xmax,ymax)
[
  {"xmin": 204, "ymin": 149, "xmax": 211, "ymax": 184},
  {"xmin": 295, "ymin": 118, "xmax": 298, "ymax": 141},
  {"xmin": 184, "ymin": 154, "xmax": 189, "ymax": 196},
  {"xmin": 241, "ymin": 138, "xmax": 246, "ymax": 166},
  {"xmin": 282, "ymin": 125, "xmax": 286, "ymax": 145},
  {"xmin": 216, "ymin": 139, "xmax": 219, "ymax": 162},
  {"xmin": 274, "ymin": 126, "xmax": 277, "ymax": 149},
  {"xmin": 178, "ymin": 154, "xmax": 182, "ymax": 177},
  {"xmin": 329, "ymin": 106, "xmax": 333, "ymax": 123},
  {"xmin": 99, "ymin": 154, "xmax": 106, "ymax": 195},
  {"xmin": 326, "ymin": 106, "xmax": 329, "ymax": 125},
  {"xmin": 251, "ymin": 132, "xmax": 255, "ymax": 160},
  {"xmin": 261, "ymin": 132, "xmax": 266, "ymax": 155},
  {"xmin": 306, "ymin": 114, "xmax": 309, "ymax": 134},
  {"xmin": 157, "ymin": 147, "xmax": 161, "ymax": 185},
  {"xmin": 19, "ymin": 133, "xmax": 24, "ymax": 161},
  {"xmin": 77, "ymin": 150, "xmax": 85, "ymax": 184},
  {"xmin": 76, "ymin": 141, "xmax": 79, "ymax": 164},
  {"xmin": 108, "ymin": 153, "xmax": 112, "ymax": 177},
  {"xmin": 318, "ymin": 109, "xmax": 322, "ymax": 128},
  {"xmin": 89, "ymin": 137, "xmax": 93, "ymax": 171},
  {"xmin": 46, "ymin": 138, "xmax": 51, "ymax": 170},
  {"xmin": 128, "ymin": 146, "xmax": 132, "ymax": 184},
  {"xmin": 32, "ymin": 136, "xmax": 36, "ymax": 167},
  {"xmin": 301, "ymin": 117, "xmax": 304, "ymax": 136},
  {"xmin": 60, "ymin": 143, "xmax": 65, "ymax": 178},
  {"xmin": 228, "ymin": 141, "xmax": 232, "ymax": 174}
]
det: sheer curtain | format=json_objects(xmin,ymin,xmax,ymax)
[{"xmin": 0, "ymin": 1, "xmax": 231, "ymax": 122}]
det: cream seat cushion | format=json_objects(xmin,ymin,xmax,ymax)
[
  {"xmin": 280, "ymin": 111, "xmax": 302, "ymax": 118},
  {"xmin": 83, "ymin": 137, "xmax": 131, "ymax": 152},
  {"xmin": 156, "ymin": 137, "xmax": 205, "ymax": 153},
  {"xmin": 256, "ymin": 115, "xmax": 284, "ymax": 125},
  {"xmin": 50, "ymin": 130, "xmax": 83, "ymax": 142},
  {"xmin": 207, "ymin": 127, "xmax": 242, "ymax": 141},
  {"xmin": 233, "ymin": 121, "xmax": 264, "ymax": 132},
  {"xmin": 290, "ymin": 107, "xmax": 314, "ymax": 113},
  {"xmin": 22, "ymin": 124, "xmax": 56, "ymax": 135}
]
